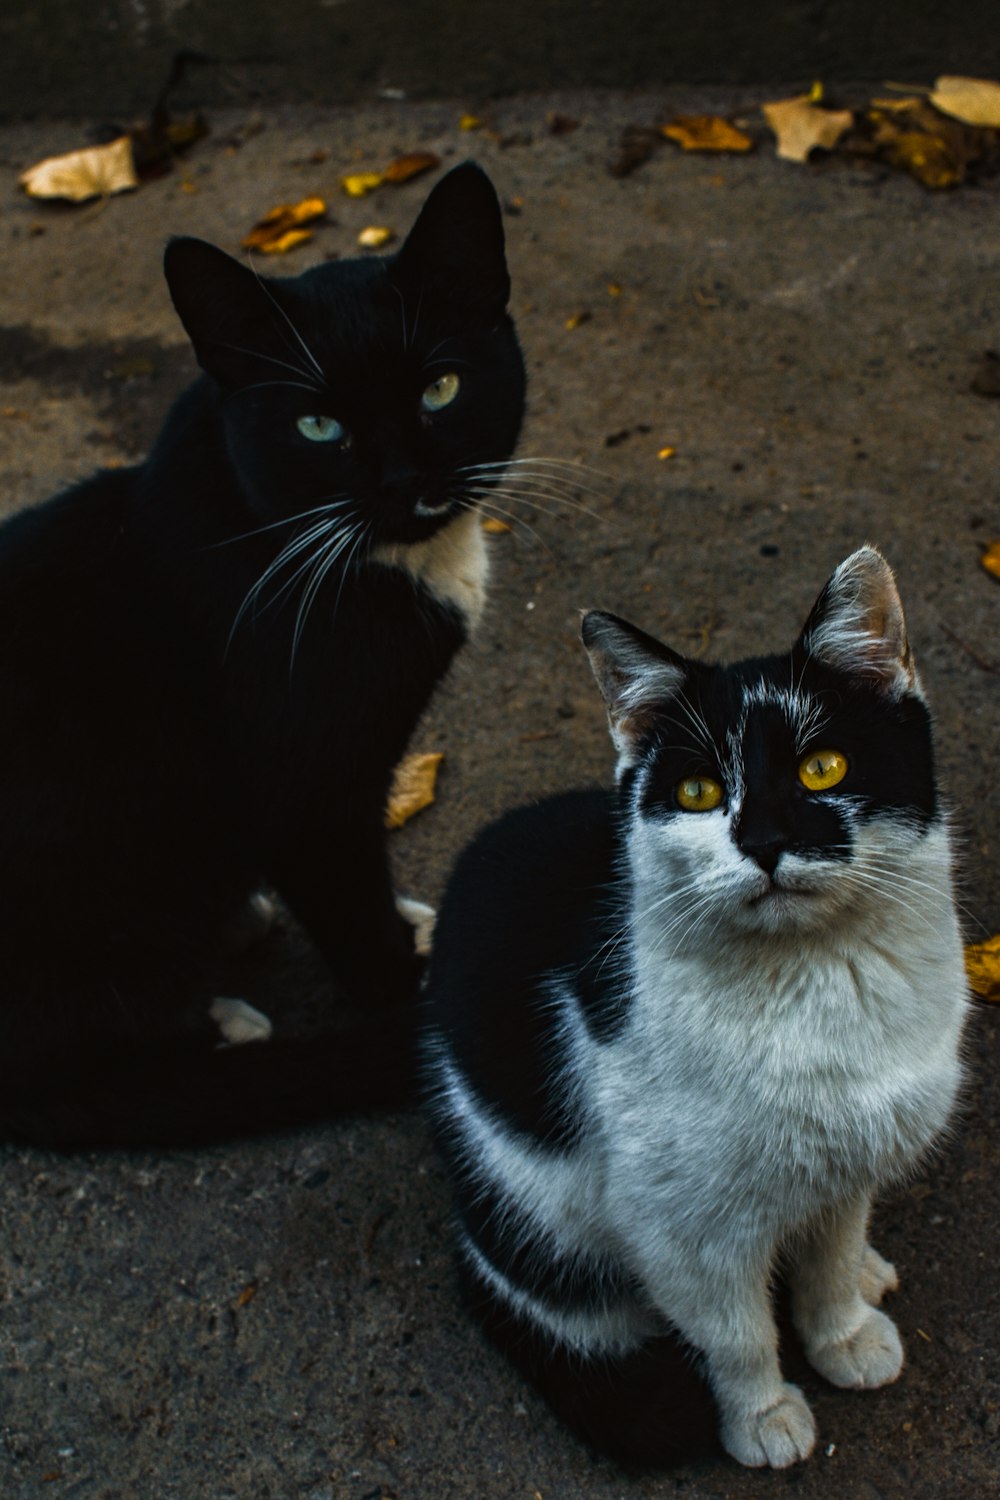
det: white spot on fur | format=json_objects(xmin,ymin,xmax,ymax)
[
  {"xmin": 371, "ymin": 508, "xmax": 489, "ymax": 631},
  {"xmin": 395, "ymin": 894, "xmax": 436, "ymax": 957},
  {"xmin": 210, "ymin": 997, "xmax": 273, "ymax": 1046}
]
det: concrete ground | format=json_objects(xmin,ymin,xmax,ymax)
[{"xmin": 0, "ymin": 92, "xmax": 998, "ymax": 1498}]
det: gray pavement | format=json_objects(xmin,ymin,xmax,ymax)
[{"xmin": 1, "ymin": 92, "xmax": 998, "ymax": 1498}]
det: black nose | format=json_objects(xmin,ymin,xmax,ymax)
[{"xmin": 738, "ymin": 838, "xmax": 785, "ymax": 876}]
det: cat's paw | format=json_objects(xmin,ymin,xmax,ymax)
[
  {"xmin": 858, "ymin": 1244, "xmax": 899, "ymax": 1306},
  {"xmin": 808, "ymin": 1307, "xmax": 903, "ymax": 1389},
  {"xmin": 210, "ymin": 996, "xmax": 273, "ymax": 1047},
  {"xmin": 720, "ymin": 1384, "xmax": 816, "ymax": 1469},
  {"xmin": 395, "ymin": 895, "xmax": 436, "ymax": 958}
]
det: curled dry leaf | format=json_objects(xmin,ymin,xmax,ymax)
[
  {"xmin": 930, "ymin": 75, "xmax": 1000, "ymax": 128},
  {"xmin": 980, "ymin": 541, "xmax": 1000, "ymax": 581},
  {"xmin": 385, "ymin": 752, "xmax": 444, "ymax": 829},
  {"xmin": 965, "ymin": 934, "xmax": 1000, "ymax": 1001},
  {"xmin": 242, "ymin": 196, "xmax": 327, "ymax": 253},
  {"xmin": 762, "ymin": 94, "xmax": 853, "ymax": 162},
  {"xmin": 19, "ymin": 135, "xmax": 138, "ymax": 202},
  {"xmin": 661, "ymin": 115, "xmax": 753, "ymax": 153},
  {"xmin": 382, "ymin": 150, "xmax": 441, "ymax": 184},
  {"xmin": 357, "ymin": 225, "xmax": 394, "ymax": 248}
]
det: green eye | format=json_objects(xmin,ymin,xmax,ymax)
[
  {"xmin": 421, "ymin": 373, "xmax": 461, "ymax": 412},
  {"xmin": 676, "ymin": 777, "xmax": 724, "ymax": 813},
  {"xmin": 799, "ymin": 749, "xmax": 848, "ymax": 791},
  {"xmin": 297, "ymin": 414, "xmax": 344, "ymax": 443}
]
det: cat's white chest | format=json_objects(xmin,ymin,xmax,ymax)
[{"xmin": 370, "ymin": 509, "xmax": 489, "ymax": 631}]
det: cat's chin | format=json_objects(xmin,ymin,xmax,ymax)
[{"xmin": 737, "ymin": 877, "xmax": 833, "ymax": 934}]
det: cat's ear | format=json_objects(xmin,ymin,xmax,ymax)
[
  {"xmin": 164, "ymin": 237, "xmax": 298, "ymax": 388},
  {"xmin": 389, "ymin": 162, "xmax": 510, "ymax": 326},
  {"xmin": 799, "ymin": 546, "xmax": 920, "ymax": 698},
  {"xmin": 582, "ymin": 611, "xmax": 687, "ymax": 766}
]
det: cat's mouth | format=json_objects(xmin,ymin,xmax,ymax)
[{"xmin": 747, "ymin": 878, "xmax": 819, "ymax": 907}]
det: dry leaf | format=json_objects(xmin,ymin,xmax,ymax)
[
  {"xmin": 481, "ymin": 516, "xmax": 512, "ymax": 534},
  {"xmin": 657, "ymin": 445, "xmax": 677, "ymax": 460},
  {"xmin": 236, "ymin": 1281, "xmax": 258, "ymax": 1307},
  {"xmin": 965, "ymin": 933, "xmax": 1000, "ymax": 1000},
  {"xmin": 357, "ymin": 225, "xmax": 394, "ymax": 249},
  {"xmin": 662, "ymin": 115, "xmax": 753, "ymax": 153},
  {"xmin": 980, "ymin": 541, "xmax": 1000, "ymax": 580},
  {"xmin": 762, "ymin": 95, "xmax": 853, "ymax": 162},
  {"xmin": 382, "ymin": 150, "xmax": 440, "ymax": 184},
  {"xmin": 459, "ymin": 113, "xmax": 484, "ymax": 130},
  {"xmin": 564, "ymin": 310, "xmax": 592, "ymax": 331},
  {"xmin": 385, "ymin": 752, "xmax": 444, "ymax": 829},
  {"xmin": 340, "ymin": 171, "xmax": 384, "ymax": 198},
  {"xmin": 242, "ymin": 196, "xmax": 327, "ymax": 253},
  {"xmin": 930, "ymin": 75, "xmax": 1000, "ymax": 128},
  {"xmin": 19, "ymin": 135, "xmax": 138, "ymax": 202}
]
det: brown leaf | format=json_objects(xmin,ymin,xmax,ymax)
[
  {"xmin": 609, "ymin": 124, "xmax": 663, "ymax": 177},
  {"xmin": 242, "ymin": 197, "xmax": 327, "ymax": 252},
  {"xmin": 236, "ymin": 1281, "xmax": 258, "ymax": 1307},
  {"xmin": 19, "ymin": 135, "xmax": 138, "ymax": 202},
  {"xmin": 980, "ymin": 540, "xmax": 1000, "ymax": 581},
  {"xmin": 382, "ymin": 150, "xmax": 440, "ymax": 184},
  {"xmin": 385, "ymin": 752, "xmax": 444, "ymax": 829},
  {"xmin": 661, "ymin": 115, "xmax": 753, "ymax": 153},
  {"xmin": 762, "ymin": 95, "xmax": 853, "ymax": 162},
  {"xmin": 965, "ymin": 934, "xmax": 1000, "ymax": 1000},
  {"xmin": 930, "ymin": 75, "xmax": 1000, "ymax": 128}
]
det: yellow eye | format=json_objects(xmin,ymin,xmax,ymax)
[
  {"xmin": 799, "ymin": 749, "xmax": 848, "ymax": 791},
  {"xmin": 421, "ymin": 372, "xmax": 460, "ymax": 412},
  {"xmin": 676, "ymin": 777, "xmax": 724, "ymax": 812}
]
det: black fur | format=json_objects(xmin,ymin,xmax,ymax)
[{"xmin": 0, "ymin": 162, "xmax": 524, "ymax": 1148}]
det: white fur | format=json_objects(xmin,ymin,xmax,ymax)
[
  {"xmin": 370, "ymin": 508, "xmax": 489, "ymax": 631},
  {"xmin": 427, "ymin": 787, "xmax": 968, "ymax": 1468},
  {"xmin": 395, "ymin": 894, "xmax": 436, "ymax": 957},
  {"xmin": 210, "ymin": 996, "xmax": 273, "ymax": 1046}
]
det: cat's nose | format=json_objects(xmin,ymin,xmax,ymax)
[{"xmin": 739, "ymin": 838, "xmax": 785, "ymax": 876}]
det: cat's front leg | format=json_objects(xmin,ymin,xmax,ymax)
[
  {"xmin": 642, "ymin": 1246, "xmax": 816, "ymax": 1468},
  {"xmin": 792, "ymin": 1195, "xmax": 904, "ymax": 1390}
]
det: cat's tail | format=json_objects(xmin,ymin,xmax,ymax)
[{"xmin": 2, "ymin": 1009, "xmax": 417, "ymax": 1151}]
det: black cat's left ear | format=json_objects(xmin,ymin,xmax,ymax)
[
  {"xmin": 799, "ymin": 546, "xmax": 921, "ymax": 698},
  {"xmin": 582, "ymin": 610, "xmax": 688, "ymax": 769},
  {"xmin": 389, "ymin": 162, "xmax": 510, "ymax": 325}
]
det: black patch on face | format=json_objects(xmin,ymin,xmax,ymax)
[{"xmin": 635, "ymin": 649, "xmax": 939, "ymax": 867}]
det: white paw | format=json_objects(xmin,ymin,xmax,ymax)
[
  {"xmin": 210, "ymin": 997, "xmax": 273, "ymax": 1047},
  {"xmin": 720, "ymin": 1384, "xmax": 816, "ymax": 1469},
  {"xmin": 395, "ymin": 895, "xmax": 436, "ymax": 957},
  {"xmin": 808, "ymin": 1307, "xmax": 904, "ymax": 1389},
  {"xmin": 859, "ymin": 1244, "xmax": 899, "ymax": 1306}
]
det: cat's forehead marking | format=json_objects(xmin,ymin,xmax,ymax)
[{"xmin": 738, "ymin": 679, "xmax": 828, "ymax": 754}]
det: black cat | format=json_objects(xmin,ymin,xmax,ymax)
[{"xmin": 0, "ymin": 162, "xmax": 525, "ymax": 1148}]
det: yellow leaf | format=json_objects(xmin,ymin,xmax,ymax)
[
  {"xmin": 340, "ymin": 171, "xmax": 385, "ymax": 198},
  {"xmin": 930, "ymin": 75, "xmax": 1000, "ymax": 128},
  {"xmin": 661, "ymin": 115, "xmax": 753, "ymax": 153},
  {"xmin": 762, "ymin": 95, "xmax": 854, "ymax": 163},
  {"xmin": 459, "ymin": 113, "xmax": 484, "ymax": 130},
  {"xmin": 564, "ymin": 310, "xmax": 592, "ymax": 331},
  {"xmin": 965, "ymin": 933, "xmax": 1000, "ymax": 1001},
  {"xmin": 357, "ymin": 225, "xmax": 394, "ymax": 248},
  {"xmin": 382, "ymin": 150, "xmax": 441, "ymax": 184},
  {"xmin": 19, "ymin": 135, "xmax": 138, "ymax": 202},
  {"xmin": 657, "ymin": 445, "xmax": 677, "ymax": 460},
  {"xmin": 481, "ymin": 516, "xmax": 512, "ymax": 534},
  {"xmin": 385, "ymin": 752, "xmax": 444, "ymax": 829},
  {"xmin": 981, "ymin": 540, "xmax": 1000, "ymax": 580},
  {"xmin": 242, "ymin": 197, "xmax": 327, "ymax": 251}
]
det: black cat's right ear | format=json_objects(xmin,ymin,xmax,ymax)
[
  {"xmin": 389, "ymin": 162, "xmax": 510, "ymax": 326},
  {"xmin": 582, "ymin": 611, "xmax": 687, "ymax": 768},
  {"xmin": 164, "ymin": 237, "xmax": 292, "ymax": 387}
]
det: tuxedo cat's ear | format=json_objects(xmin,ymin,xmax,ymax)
[
  {"xmin": 389, "ymin": 162, "xmax": 510, "ymax": 325},
  {"xmin": 582, "ymin": 611, "xmax": 687, "ymax": 766},
  {"xmin": 799, "ymin": 546, "xmax": 920, "ymax": 698},
  {"xmin": 164, "ymin": 237, "xmax": 297, "ymax": 388}
]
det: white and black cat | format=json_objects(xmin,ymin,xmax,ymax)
[
  {"xmin": 0, "ymin": 163, "xmax": 524, "ymax": 1148},
  {"xmin": 422, "ymin": 548, "xmax": 968, "ymax": 1470}
]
